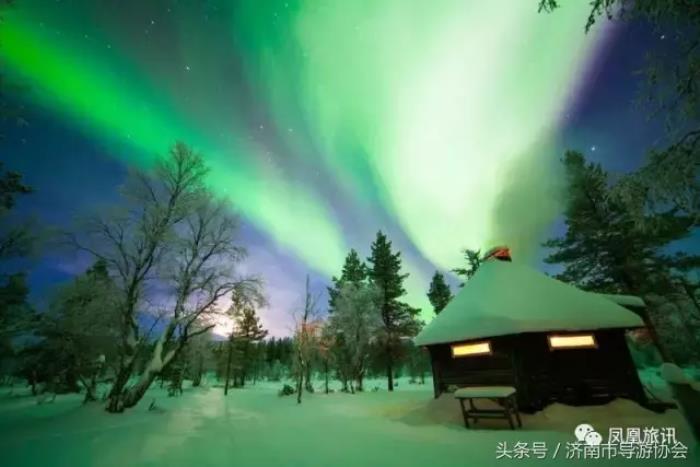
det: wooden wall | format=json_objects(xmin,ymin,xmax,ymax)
[{"xmin": 428, "ymin": 329, "xmax": 646, "ymax": 412}]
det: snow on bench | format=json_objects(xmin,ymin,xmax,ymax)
[{"xmin": 454, "ymin": 386, "xmax": 516, "ymax": 399}]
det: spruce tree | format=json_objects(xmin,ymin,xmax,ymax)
[
  {"xmin": 366, "ymin": 231, "xmax": 421, "ymax": 391},
  {"xmin": 328, "ymin": 249, "xmax": 367, "ymax": 312},
  {"xmin": 543, "ymin": 151, "xmax": 692, "ymax": 293},
  {"xmin": 452, "ymin": 249, "xmax": 481, "ymax": 287},
  {"xmin": 232, "ymin": 305, "xmax": 268, "ymax": 387},
  {"xmin": 427, "ymin": 271, "xmax": 452, "ymax": 314},
  {"xmin": 544, "ymin": 151, "xmax": 696, "ymax": 361}
]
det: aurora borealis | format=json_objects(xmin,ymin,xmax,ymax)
[{"xmin": 1, "ymin": 0, "xmax": 641, "ymax": 334}]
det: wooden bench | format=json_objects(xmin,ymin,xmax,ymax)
[{"xmin": 454, "ymin": 386, "xmax": 522, "ymax": 429}]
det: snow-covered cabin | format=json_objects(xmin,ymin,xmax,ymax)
[{"xmin": 414, "ymin": 247, "xmax": 648, "ymax": 412}]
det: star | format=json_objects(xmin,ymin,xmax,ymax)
[
  {"xmin": 660, "ymin": 34, "xmax": 666, "ymax": 40},
  {"xmin": 590, "ymin": 145, "xmax": 597, "ymax": 152},
  {"xmin": 185, "ymin": 65, "xmax": 191, "ymax": 72}
]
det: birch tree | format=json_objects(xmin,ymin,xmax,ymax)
[
  {"xmin": 119, "ymin": 192, "xmax": 261, "ymax": 409},
  {"xmin": 292, "ymin": 276, "xmax": 320, "ymax": 404},
  {"xmin": 329, "ymin": 282, "xmax": 381, "ymax": 393},
  {"xmin": 70, "ymin": 143, "xmax": 261, "ymax": 412}
]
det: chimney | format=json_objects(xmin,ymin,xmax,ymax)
[{"xmin": 483, "ymin": 246, "xmax": 512, "ymax": 262}]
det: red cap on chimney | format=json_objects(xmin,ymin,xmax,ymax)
[{"xmin": 484, "ymin": 246, "xmax": 511, "ymax": 262}]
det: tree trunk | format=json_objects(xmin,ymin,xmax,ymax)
[
  {"xmin": 111, "ymin": 327, "xmax": 182, "ymax": 411},
  {"xmin": 192, "ymin": 353, "xmax": 203, "ymax": 387},
  {"xmin": 80, "ymin": 374, "xmax": 98, "ymax": 404},
  {"xmin": 106, "ymin": 363, "xmax": 133, "ymax": 413},
  {"xmin": 29, "ymin": 369, "xmax": 37, "ymax": 396},
  {"xmin": 224, "ymin": 336, "xmax": 233, "ymax": 396},
  {"xmin": 296, "ymin": 368, "xmax": 303, "ymax": 404},
  {"xmin": 304, "ymin": 364, "xmax": 313, "ymax": 392},
  {"xmin": 324, "ymin": 360, "xmax": 329, "ymax": 394},
  {"xmin": 386, "ymin": 353, "xmax": 394, "ymax": 392},
  {"xmin": 121, "ymin": 370, "xmax": 158, "ymax": 409},
  {"xmin": 642, "ymin": 300, "xmax": 675, "ymax": 363}
]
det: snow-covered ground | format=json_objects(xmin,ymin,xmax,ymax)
[{"xmin": 0, "ymin": 376, "xmax": 697, "ymax": 467}]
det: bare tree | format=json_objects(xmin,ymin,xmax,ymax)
[
  {"xmin": 69, "ymin": 143, "xmax": 261, "ymax": 412},
  {"xmin": 317, "ymin": 323, "xmax": 334, "ymax": 395},
  {"xmin": 118, "ymin": 193, "xmax": 262, "ymax": 409},
  {"xmin": 292, "ymin": 275, "xmax": 321, "ymax": 404}
]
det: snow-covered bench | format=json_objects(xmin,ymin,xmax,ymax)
[
  {"xmin": 661, "ymin": 363, "xmax": 700, "ymax": 442},
  {"xmin": 454, "ymin": 386, "xmax": 522, "ymax": 429}
]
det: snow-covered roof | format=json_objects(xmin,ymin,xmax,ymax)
[{"xmin": 414, "ymin": 260, "xmax": 644, "ymax": 347}]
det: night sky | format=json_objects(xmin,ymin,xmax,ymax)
[{"xmin": 0, "ymin": 0, "xmax": 678, "ymax": 336}]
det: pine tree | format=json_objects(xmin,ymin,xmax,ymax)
[
  {"xmin": 452, "ymin": 249, "xmax": 482, "ymax": 287},
  {"xmin": 543, "ymin": 151, "xmax": 691, "ymax": 292},
  {"xmin": 540, "ymin": 1, "xmax": 700, "ymax": 225},
  {"xmin": 231, "ymin": 304, "xmax": 268, "ymax": 387},
  {"xmin": 366, "ymin": 231, "xmax": 421, "ymax": 391},
  {"xmin": 427, "ymin": 271, "xmax": 452, "ymax": 314},
  {"xmin": 543, "ymin": 151, "xmax": 696, "ymax": 361},
  {"xmin": 328, "ymin": 249, "xmax": 367, "ymax": 312}
]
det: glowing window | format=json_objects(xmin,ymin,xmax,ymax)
[
  {"xmin": 548, "ymin": 334, "xmax": 597, "ymax": 350},
  {"xmin": 451, "ymin": 341, "xmax": 492, "ymax": 358}
]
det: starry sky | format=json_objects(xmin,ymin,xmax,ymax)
[{"xmin": 0, "ymin": 0, "xmax": 677, "ymax": 336}]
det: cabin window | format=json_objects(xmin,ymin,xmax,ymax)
[
  {"xmin": 548, "ymin": 334, "xmax": 597, "ymax": 350},
  {"xmin": 451, "ymin": 341, "xmax": 492, "ymax": 358}
]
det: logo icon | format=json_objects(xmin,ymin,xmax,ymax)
[{"xmin": 574, "ymin": 423, "xmax": 602, "ymax": 446}]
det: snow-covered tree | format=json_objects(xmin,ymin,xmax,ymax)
[
  {"xmin": 328, "ymin": 249, "xmax": 367, "ymax": 313},
  {"xmin": 182, "ymin": 327, "xmax": 214, "ymax": 387},
  {"xmin": 329, "ymin": 282, "xmax": 381, "ymax": 392},
  {"xmin": 71, "ymin": 144, "xmax": 262, "ymax": 412},
  {"xmin": 0, "ymin": 164, "xmax": 36, "ymax": 371},
  {"xmin": 24, "ymin": 260, "xmax": 119, "ymax": 400}
]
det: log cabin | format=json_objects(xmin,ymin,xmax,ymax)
[{"xmin": 414, "ymin": 247, "xmax": 648, "ymax": 412}]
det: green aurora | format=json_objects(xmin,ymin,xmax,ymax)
[{"xmin": 0, "ymin": 0, "xmax": 606, "ymax": 319}]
